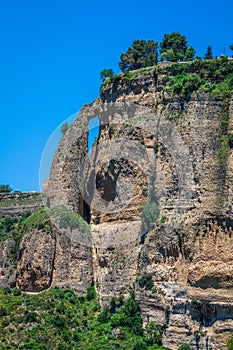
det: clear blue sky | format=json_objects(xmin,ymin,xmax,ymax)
[{"xmin": 0, "ymin": 0, "xmax": 232, "ymax": 192}]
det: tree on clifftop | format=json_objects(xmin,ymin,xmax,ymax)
[
  {"xmin": 160, "ymin": 32, "xmax": 189, "ymax": 62},
  {"xmin": 204, "ymin": 45, "xmax": 213, "ymax": 59},
  {"xmin": 100, "ymin": 68, "xmax": 114, "ymax": 82},
  {"xmin": 230, "ymin": 44, "xmax": 233, "ymax": 55},
  {"xmin": 119, "ymin": 40, "xmax": 159, "ymax": 72},
  {"xmin": 0, "ymin": 184, "xmax": 12, "ymax": 193}
]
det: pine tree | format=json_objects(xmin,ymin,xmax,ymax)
[
  {"xmin": 160, "ymin": 32, "xmax": 188, "ymax": 62},
  {"xmin": 119, "ymin": 40, "xmax": 159, "ymax": 72},
  {"xmin": 100, "ymin": 68, "xmax": 114, "ymax": 81}
]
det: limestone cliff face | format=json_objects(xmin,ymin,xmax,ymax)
[
  {"xmin": 3, "ymin": 68, "xmax": 233, "ymax": 349},
  {"xmin": 47, "ymin": 69, "xmax": 233, "ymax": 349},
  {"xmin": 15, "ymin": 228, "xmax": 93, "ymax": 295}
]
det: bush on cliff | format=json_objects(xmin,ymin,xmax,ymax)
[
  {"xmin": 178, "ymin": 344, "xmax": 192, "ymax": 350},
  {"xmin": 141, "ymin": 199, "xmax": 159, "ymax": 233},
  {"xmin": 227, "ymin": 333, "xmax": 233, "ymax": 350}
]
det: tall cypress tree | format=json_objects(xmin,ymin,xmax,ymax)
[{"xmin": 204, "ymin": 46, "xmax": 213, "ymax": 59}]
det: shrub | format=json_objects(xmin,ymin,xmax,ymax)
[
  {"xmin": 3, "ymin": 286, "xmax": 11, "ymax": 294},
  {"xmin": 179, "ymin": 344, "xmax": 192, "ymax": 350},
  {"xmin": 13, "ymin": 288, "xmax": 22, "ymax": 296},
  {"xmin": 227, "ymin": 333, "xmax": 233, "ymax": 350},
  {"xmin": 160, "ymin": 216, "xmax": 167, "ymax": 224},
  {"xmin": 100, "ymin": 68, "xmax": 115, "ymax": 82},
  {"xmin": 228, "ymin": 134, "xmax": 233, "ymax": 149},
  {"xmin": 86, "ymin": 285, "xmax": 96, "ymax": 301},
  {"xmin": 138, "ymin": 274, "xmax": 154, "ymax": 290},
  {"xmin": 20, "ymin": 208, "xmax": 51, "ymax": 234},
  {"xmin": 53, "ymin": 315, "xmax": 66, "ymax": 328},
  {"xmin": 133, "ymin": 340, "xmax": 148, "ymax": 350},
  {"xmin": 97, "ymin": 305, "xmax": 111, "ymax": 323},
  {"xmin": 0, "ymin": 184, "xmax": 12, "ymax": 193},
  {"xmin": 0, "ymin": 307, "xmax": 7, "ymax": 316},
  {"xmin": 50, "ymin": 206, "xmax": 90, "ymax": 233},
  {"xmin": 110, "ymin": 312, "xmax": 126, "ymax": 328},
  {"xmin": 166, "ymin": 73, "xmax": 203, "ymax": 95},
  {"xmin": 145, "ymin": 322, "xmax": 163, "ymax": 345},
  {"xmin": 60, "ymin": 123, "xmax": 69, "ymax": 135},
  {"xmin": 141, "ymin": 199, "xmax": 159, "ymax": 233},
  {"xmin": 24, "ymin": 311, "xmax": 37, "ymax": 323}
]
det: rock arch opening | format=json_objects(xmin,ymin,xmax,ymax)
[{"xmin": 88, "ymin": 116, "xmax": 100, "ymax": 155}]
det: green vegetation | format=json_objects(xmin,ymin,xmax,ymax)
[
  {"xmin": 227, "ymin": 333, "xmax": 233, "ymax": 350},
  {"xmin": 141, "ymin": 199, "xmax": 159, "ymax": 233},
  {"xmin": 0, "ymin": 193, "xmax": 42, "ymax": 207},
  {"xmin": 165, "ymin": 73, "xmax": 202, "ymax": 95},
  {"xmin": 219, "ymin": 135, "xmax": 231, "ymax": 161},
  {"xmin": 19, "ymin": 208, "xmax": 51, "ymax": 234},
  {"xmin": 160, "ymin": 216, "xmax": 167, "ymax": 224},
  {"xmin": 164, "ymin": 59, "xmax": 233, "ymax": 96},
  {"xmin": 0, "ymin": 184, "xmax": 12, "ymax": 193},
  {"xmin": 160, "ymin": 32, "xmax": 194, "ymax": 62},
  {"xmin": 204, "ymin": 45, "xmax": 213, "ymax": 60},
  {"xmin": 145, "ymin": 322, "xmax": 163, "ymax": 346},
  {"xmin": 138, "ymin": 274, "xmax": 154, "ymax": 290},
  {"xmin": 0, "ymin": 287, "xmax": 169, "ymax": 350},
  {"xmin": 60, "ymin": 122, "xmax": 69, "ymax": 135},
  {"xmin": 100, "ymin": 32, "xmax": 233, "ymax": 98},
  {"xmin": 119, "ymin": 40, "xmax": 159, "ymax": 72},
  {"xmin": 0, "ymin": 208, "xmax": 51, "ymax": 266},
  {"xmin": 101, "ymin": 53, "xmax": 233, "ymax": 98},
  {"xmin": 178, "ymin": 344, "xmax": 192, "ymax": 350},
  {"xmin": 50, "ymin": 205, "xmax": 90, "ymax": 233},
  {"xmin": 100, "ymin": 68, "xmax": 114, "ymax": 82}
]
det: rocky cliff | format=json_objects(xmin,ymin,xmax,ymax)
[{"xmin": 1, "ymin": 61, "xmax": 233, "ymax": 349}]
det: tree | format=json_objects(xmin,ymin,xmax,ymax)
[
  {"xmin": 119, "ymin": 39, "xmax": 159, "ymax": 72},
  {"xmin": 0, "ymin": 184, "xmax": 12, "ymax": 193},
  {"xmin": 60, "ymin": 123, "xmax": 68, "ymax": 135},
  {"xmin": 110, "ymin": 291, "xmax": 143, "ymax": 335},
  {"xmin": 100, "ymin": 68, "xmax": 114, "ymax": 82},
  {"xmin": 186, "ymin": 46, "xmax": 196, "ymax": 60},
  {"xmin": 230, "ymin": 44, "xmax": 233, "ymax": 56},
  {"xmin": 145, "ymin": 322, "xmax": 162, "ymax": 345},
  {"xmin": 160, "ymin": 32, "xmax": 188, "ymax": 62},
  {"xmin": 204, "ymin": 45, "xmax": 213, "ymax": 59}
]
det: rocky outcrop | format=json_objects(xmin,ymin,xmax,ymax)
[
  {"xmin": 16, "ymin": 229, "xmax": 56, "ymax": 292},
  {"xmin": 2, "ymin": 66, "xmax": 233, "ymax": 349},
  {"xmin": 15, "ymin": 227, "xmax": 93, "ymax": 295},
  {"xmin": 0, "ymin": 237, "xmax": 17, "ymax": 288},
  {"xmin": 51, "ymin": 230, "xmax": 93, "ymax": 295},
  {"xmin": 47, "ymin": 68, "xmax": 233, "ymax": 348},
  {"xmin": 0, "ymin": 192, "xmax": 43, "ymax": 217}
]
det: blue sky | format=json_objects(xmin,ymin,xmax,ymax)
[{"xmin": 0, "ymin": 0, "xmax": 232, "ymax": 192}]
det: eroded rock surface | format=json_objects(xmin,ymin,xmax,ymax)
[{"xmin": 3, "ymin": 68, "xmax": 233, "ymax": 349}]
